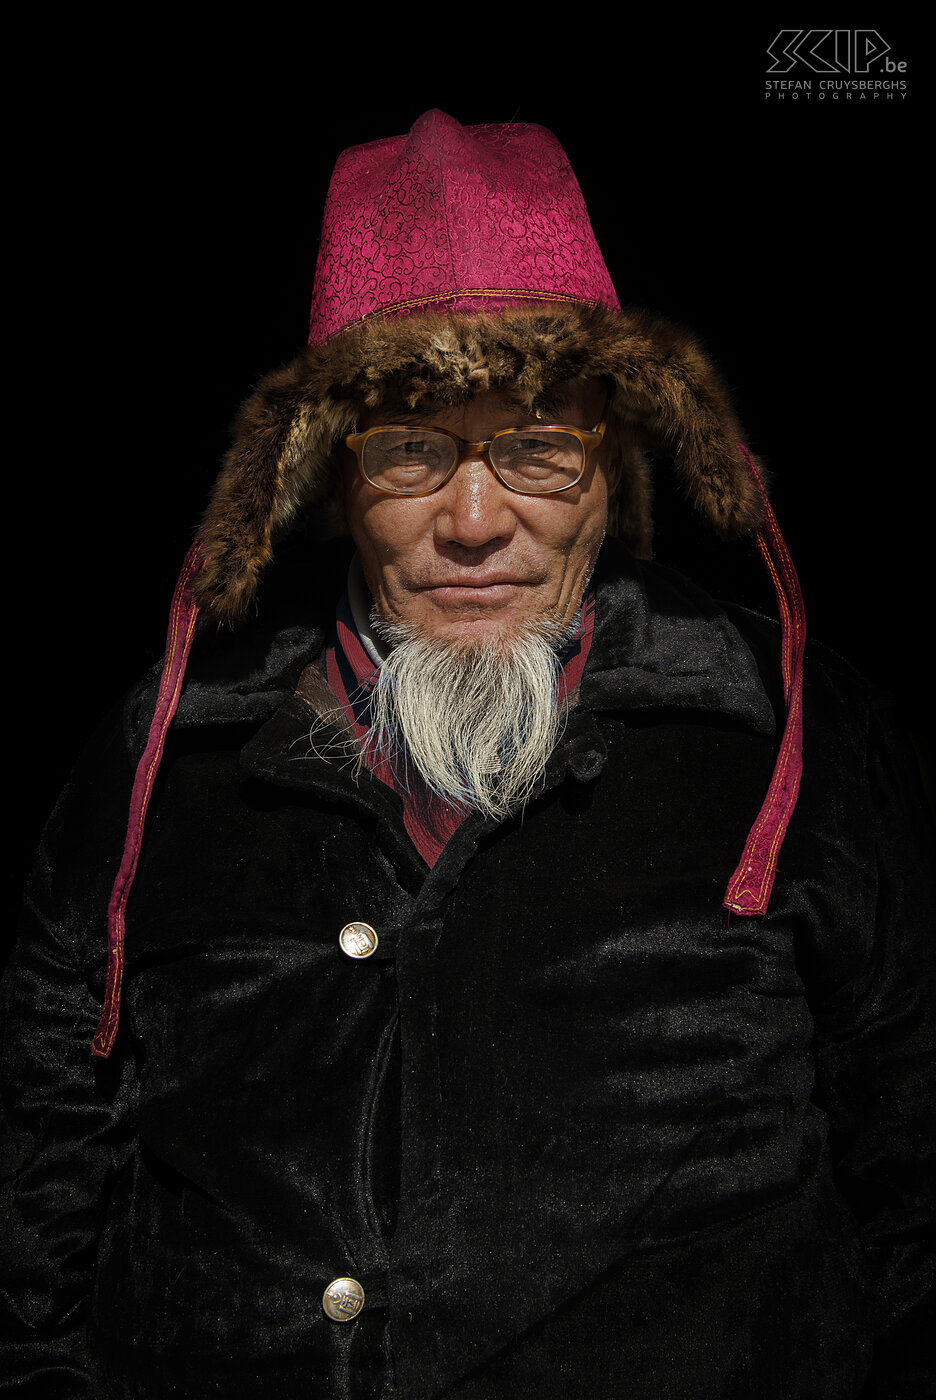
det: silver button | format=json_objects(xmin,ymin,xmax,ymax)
[
  {"xmin": 339, "ymin": 921, "xmax": 379, "ymax": 959},
  {"xmin": 323, "ymin": 1276, "xmax": 365, "ymax": 1321}
]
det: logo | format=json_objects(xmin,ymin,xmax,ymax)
[
  {"xmin": 764, "ymin": 29, "xmax": 909, "ymax": 100},
  {"xmin": 766, "ymin": 30, "xmax": 905, "ymax": 74}
]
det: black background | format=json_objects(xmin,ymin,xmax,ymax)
[{"xmin": 11, "ymin": 23, "xmax": 927, "ymax": 939}]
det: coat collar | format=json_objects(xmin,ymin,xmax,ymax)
[{"xmin": 583, "ymin": 541, "xmax": 776, "ymax": 734}]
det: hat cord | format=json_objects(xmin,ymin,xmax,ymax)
[
  {"xmin": 92, "ymin": 542, "xmax": 202, "ymax": 1058},
  {"xmin": 722, "ymin": 448, "xmax": 806, "ymax": 916}
]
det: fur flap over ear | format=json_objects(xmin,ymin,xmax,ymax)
[{"xmin": 195, "ymin": 304, "xmax": 766, "ymax": 622}]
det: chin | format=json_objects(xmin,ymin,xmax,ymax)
[{"xmin": 423, "ymin": 612, "xmax": 524, "ymax": 645}]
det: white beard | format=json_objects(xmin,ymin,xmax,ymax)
[{"xmin": 364, "ymin": 612, "xmax": 568, "ymax": 820}]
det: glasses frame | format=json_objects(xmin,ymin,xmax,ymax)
[{"xmin": 345, "ymin": 405, "xmax": 609, "ymax": 498}]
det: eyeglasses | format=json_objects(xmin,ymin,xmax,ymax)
[{"xmin": 345, "ymin": 407, "xmax": 608, "ymax": 498}]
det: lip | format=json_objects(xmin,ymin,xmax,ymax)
[
  {"xmin": 420, "ymin": 575, "xmax": 534, "ymax": 590},
  {"xmin": 421, "ymin": 580, "xmax": 534, "ymax": 604}
]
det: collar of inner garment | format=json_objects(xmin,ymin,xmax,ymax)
[{"xmin": 348, "ymin": 554, "xmax": 390, "ymax": 667}]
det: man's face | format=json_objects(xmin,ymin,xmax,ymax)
[{"xmin": 343, "ymin": 379, "xmax": 614, "ymax": 644}]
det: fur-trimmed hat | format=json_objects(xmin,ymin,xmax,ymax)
[
  {"xmin": 194, "ymin": 109, "xmax": 766, "ymax": 624},
  {"xmin": 92, "ymin": 110, "xmax": 805, "ymax": 1058}
]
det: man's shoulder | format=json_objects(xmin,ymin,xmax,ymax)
[
  {"xmin": 124, "ymin": 529, "xmax": 354, "ymax": 761},
  {"xmin": 592, "ymin": 540, "xmax": 884, "ymax": 738}
]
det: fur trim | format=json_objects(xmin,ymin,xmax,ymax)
[{"xmin": 196, "ymin": 304, "xmax": 766, "ymax": 622}]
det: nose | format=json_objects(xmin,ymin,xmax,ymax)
[{"xmin": 433, "ymin": 454, "xmax": 518, "ymax": 552}]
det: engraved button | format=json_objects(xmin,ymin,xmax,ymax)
[
  {"xmin": 323, "ymin": 1276, "xmax": 365, "ymax": 1321},
  {"xmin": 339, "ymin": 921, "xmax": 379, "ymax": 959}
]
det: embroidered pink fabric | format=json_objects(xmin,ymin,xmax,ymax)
[{"xmin": 308, "ymin": 109, "xmax": 620, "ymax": 343}]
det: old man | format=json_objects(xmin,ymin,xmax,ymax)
[{"xmin": 2, "ymin": 110, "xmax": 933, "ymax": 1399}]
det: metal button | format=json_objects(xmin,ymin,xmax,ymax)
[
  {"xmin": 339, "ymin": 921, "xmax": 379, "ymax": 959},
  {"xmin": 323, "ymin": 1276, "xmax": 365, "ymax": 1321}
]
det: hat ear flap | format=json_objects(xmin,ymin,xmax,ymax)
[
  {"xmin": 195, "ymin": 355, "xmax": 353, "ymax": 622},
  {"xmin": 607, "ymin": 316, "xmax": 766, "ymax": 539}
]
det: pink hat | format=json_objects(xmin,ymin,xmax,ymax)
[{"xmin": 308, "ymin": 109, "xmax": 620, "ymax": 342}]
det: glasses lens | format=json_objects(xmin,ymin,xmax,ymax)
[
  {"xmin": 362, "ymin": 429, "xmax": 457, "ymax": 494},
  {"xmin": 489, "ymin": 430, "xmax": 585, "ymax": 492}
]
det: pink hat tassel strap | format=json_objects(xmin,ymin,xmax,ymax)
[
  {"xmin": 92, "ymin": 543, "xmax": 203, "ymax": 1058},
  {"xmin": 723, "ymin": 449, "xmax": 806, "ymax": 916}
]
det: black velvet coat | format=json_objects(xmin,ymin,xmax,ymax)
[{"xmin": 3, "ymin": 538, "xmax": 934, "ymax": 1399}]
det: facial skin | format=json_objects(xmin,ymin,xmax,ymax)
[{"xmin": 343, "ymin": 379, "xmax": 616, "ymax": 644}]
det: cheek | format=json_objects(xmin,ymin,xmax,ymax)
[
  {"xmin": 346, "ymin": 478, "xmax": 398, "ymax": 558},
  {"xmin": 556, "ymin": 487, "xmax": 610, "ymax": 570},
  {"xmin": 345, "ymin": 490, "xmax": 433, "ymax": 595}
]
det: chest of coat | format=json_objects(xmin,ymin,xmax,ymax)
[
  {"xmin": 92, "ymin": 646, "xmax": 884, "ymax": 1396},
  {"xmin": 124, "ymin": 713, "xmax": 828, "ymax": 1230}
]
